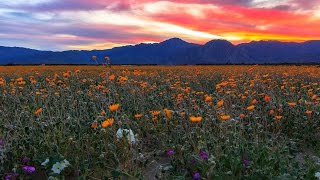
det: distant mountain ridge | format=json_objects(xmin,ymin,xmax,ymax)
[{"xmin": 1, "ymin": 38, "xmax": 320, "ymax": 64}]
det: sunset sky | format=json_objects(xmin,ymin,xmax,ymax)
[{"xmin": 0, "ymin": 0, "xmax": 320, "ymax": 50}]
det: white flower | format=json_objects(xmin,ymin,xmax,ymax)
[
  {"xmin": 51, "ymin": 159, "xmax": 70, "ymax": 174},
  {"xmin": 51, "ymin": 162, "xmax": 64, "ymax": 174},
  {"xmin": 41, "ymin": 158, "xmax": 50, "ymax": 166},
  {"xmin": 315, "ymin": 172, "xmax": 320, "ymax": 179},
  {"xmin": 116, "ymin": 128, "xmax": 136, "ymax": 144},
  {"xmin": 61, "ymin": 159, "xmax": 70, "ymax": 168}
]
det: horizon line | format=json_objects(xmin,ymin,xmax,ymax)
[{"xmin": 2, "ymin": 37, "xmax": 320, "ymax": 52}]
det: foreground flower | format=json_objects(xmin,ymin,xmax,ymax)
[
  {"xmin": 41, "ymin": 158, "xmax": 50, "ymax": 166},
  {"xmin": 306, "ymin": 110, "xmax": 312, "ymax": 116},
  {"xmin": 247, "ymin": 105, "xmax": 255, "ymax": 111},
  {"xmin": 60, "ymin": 159, "xmax": 70, "ymax": 167},
  {"xmin": 109, "ymin": 103, "xmax": 120, "ymax": 112},
  {"xmin": 166, "ymin": 149, "xmax": 174, "ymax": 157},
  {"xmin": 4, "ymin": 173, "xmax": 18, "ymax": 180},
  {"xmin": 0, "ymin": 138, "xmax": 4, "ymax": 147},
  {"xmin": 52, "ymin": 162, "xmax": 64, "ymax": 174},
  {"xmin": 34, "ymin": 108, "xmax": 42, "ymax": 116},
  {"xmin": 252, "ymin": 99, "xmax": 257, "ymax": 104},
  {"xmin": 205, "ymin": 95, "xmax": 212, "ymax": 103},
  {"xmin": 264, "ymin": 95, "xmax": 271, "ymax": 102},
  {"xmin": 22, "ymin": 157, "xmax": 30, "ymax": 163},
  {"xmin": 164, "ymin": 108, "xmax": 173, "ymax": 119},
  {"xmin": 134, "ymin": 114, "xmax": 143, "ymax": 118},
  {"xmin": 269, "ymin": 109, "xmax": 275, "ymax": 115},
  {"xmin": 189, "ymin": 116, "xmax": 202, "ymax": 123},
  {"xmin": 288, "ymin": 102, "xmax": 297, "ymax": 107},
  {"xmin": 220, "ymin": 115, "xmax": 231, "ymax": 121},
  {"xmin": 91, "ymin": 121, "xmax": 98, "ymax": 129},
  {"xmin": 315, "ymin": 172, "xmax": 320, "ymax": 179},
  {"xmin": 151, "ymin": 111, "xmax": 161, "ymax": 116},
  {"xmin": 193, "ymin": 172, "xmax": 201, "ymax": 180},
  {"xmin": 217, "ymin": 100, "xmax": 224, "ymax": 107},
  {"xmin": 109, "ymin": 74, "xmax": 115, "ymax": 81},
  {"xmin": 102, "ymin": 118, "xmax": 114, "ymax": 128},
  {"xmin": 52, "ymin": 159, "xmax": 70, "ymax": 174},
  {"xmin": 116, "ymin": 128, "xmax": 136, "ymax": 144},
  {"xmin": 243, "ymin": 159, "xmax": 251, "ymax": 168},
  {"xmin": 22, "ymin": 166, "xmax": 36, "ymax": 174},
  {"xmin": 199, "ymin": 151, "xmax": 208, "ymax": 160}
]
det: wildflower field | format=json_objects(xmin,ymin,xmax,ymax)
[{"xmin": 0, "ymin": 65, "xmax": 319, "ymax": 179}]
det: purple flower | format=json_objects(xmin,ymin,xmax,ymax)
[
  {"xmin": 0, "ymin": 138, "xmax": 4, "ymax": 147},
  {"xmin": 166, "ymin": 149, "xmax": 174, "ymax": 157},
  {"xmin": 4, "ymin": 173, "xmax": 19, "ymax": 180},
  {"xmin": 22, "ymin": 166, "xmax": 36, "ymax": 174},
  {"xmin": 243, "ymin": 159, "xmax": 250, "ymax": 168},
  {"xmin": 22, "ymin": 157, "xmax": 30, "ymax": 163},
  {"xmin": 190, "ymin": 159, "xmax": 197, "ymax": 165},
  {"xmin": 193, "ymin": 172, "xmax": 201, "ymax": 180},
  {"xmin": 199, "ymin": 151, "xmax": 208, "ymax": 160}
]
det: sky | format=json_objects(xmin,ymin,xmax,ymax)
[{"xmin": 0, "ymin": 0, "xmax": 320, "ymax": 51}]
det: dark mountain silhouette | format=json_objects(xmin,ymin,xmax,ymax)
[{"xmin": 1, "ymin": 38, "xmax": 320, "ymax": 64}]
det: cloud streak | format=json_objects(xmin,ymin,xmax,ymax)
[{"xmin": 0, "ymin": 0, "xmax": 319, "ymax": 50}]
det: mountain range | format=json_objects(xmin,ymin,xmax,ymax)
[{"xmin": 1, "ymin": 38, "xmax": 320, "ymax": 65}]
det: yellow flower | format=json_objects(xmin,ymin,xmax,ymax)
[
  {"xmin": 247, "ymin": 105, "xmax": 255, "ymax": 111},
  {"xmin": 102, "ymin": 118, "xmax": 114, "ymax": 128},
  {"xmin": 189, "ymin": 116, "xmax": 202, "ymax": 123},
  {"xmin": 109, "ymin": 103, "xmax": 120, "ymax": 112}
]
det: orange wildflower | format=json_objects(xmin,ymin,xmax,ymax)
[
  {"xmin": 102, "ymin": 118, "xmax": 114, "ymax": 128},
  {"xmin": 269, "ymin": 109, "xmax": 275, "ymax": 115},
  {"xmin": 180, "ymin": 111, "xmax": 186, "ymax": 117},
  {"xmin": 306, "ymin": 110, "xmax": 312, "ymax": 116},
  {"xmin": 109, "ymin": 103, "xmax": 120, "ymax": 112},
  {"xmin": 239, "ymin": 114, "xmax": 246, "ymax": 119},
  {"xmin": 275, "ymin": 116, "xmax": 283, "ymax": 120},
  {"xmin": 164, "ymin": 109, "xmax": 173, "ymax": 119},
  {"xmin": 101, "ymin": 110, "xmax": 106, "ymax": 116},
  {"xmin": 109, "ymin": 74, "xmax": 115, "ymax": 81},
  {"xmin": 205, "ymin": 95, "xmax": 213, "ymax": 103},
  {"xmin": 151, "ymin": 111, "xmax": 161, "ymax": 116},
  {"xmin": 134, "ymin": 114, "xmax": 143, "ymax": 118},
  {"xmin": 189, "ymin": 116, "xmax": 202, "ymax": 122},
  {"xmin": 252, "ymin": 99, "xmax": 258, "ymax": 104},
  {"xmin": 220, "ymin": 115, "xmax": 231, "ymax": 121},
  {"xmin": 217, "ymin": 100, "xmax": 224, "ymax": 107},
  {"xmin": 288, "ymin": 102, "xmax": 297, "ymax": 107},
  {"xmin": 34, "ymin": 108, "xmax": 42, "ymax": 116},
  {"xmin": 247, "ymin": 105, "xmax": 255, "ymax": 111},
  {"xmin": 264, "ymin": 95, "xmax": 271, "ymax": 102},
  {"xmin": 91, "ymin": 121, "xmax": 98, "ymax": 129},
  {"xmin": 311, "ymin": 95, "xmax": 317, "ymax": 100}
]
